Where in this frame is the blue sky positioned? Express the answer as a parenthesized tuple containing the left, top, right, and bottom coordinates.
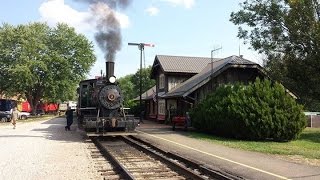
(0, 0, 262, 78)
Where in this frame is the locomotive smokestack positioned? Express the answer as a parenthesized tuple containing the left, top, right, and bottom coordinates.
(106, 61, 114, 79)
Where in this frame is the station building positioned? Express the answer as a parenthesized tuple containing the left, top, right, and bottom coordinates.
(140, 55, 270, 122)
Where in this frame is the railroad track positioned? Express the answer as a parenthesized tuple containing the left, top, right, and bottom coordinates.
(85, 139, 123, 179)
(90, 136, 243, 180)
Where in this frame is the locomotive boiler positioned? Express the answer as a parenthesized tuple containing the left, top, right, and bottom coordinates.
(77, 61, 139, 134)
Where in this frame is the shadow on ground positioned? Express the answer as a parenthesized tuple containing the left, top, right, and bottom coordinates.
(136, 120, 194, 136)
(31, 117, 87, 143)
(0, 135, 43, 138)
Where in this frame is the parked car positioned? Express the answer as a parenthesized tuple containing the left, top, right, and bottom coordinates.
(18, 111, 31, 120)
(0, 112, 11, 123)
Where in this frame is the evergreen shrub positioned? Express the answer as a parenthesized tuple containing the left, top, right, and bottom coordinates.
(190, 78, 306, 141)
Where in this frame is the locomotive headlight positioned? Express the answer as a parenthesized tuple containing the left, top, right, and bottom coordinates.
(109, 76, 116, 83)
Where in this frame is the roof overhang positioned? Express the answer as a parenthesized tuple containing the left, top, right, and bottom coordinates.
(181, 64, 264, 98)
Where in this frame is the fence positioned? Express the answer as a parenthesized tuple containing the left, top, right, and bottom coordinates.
(305, 112, 320, 128)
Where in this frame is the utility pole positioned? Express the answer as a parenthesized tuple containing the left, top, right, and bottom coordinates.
(128, 43, 155, 123)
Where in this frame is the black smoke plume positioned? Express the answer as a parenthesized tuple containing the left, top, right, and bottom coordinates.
(75, 0, 131, 62)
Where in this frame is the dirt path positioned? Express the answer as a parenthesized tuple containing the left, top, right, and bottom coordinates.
(0, 117, 100, 180)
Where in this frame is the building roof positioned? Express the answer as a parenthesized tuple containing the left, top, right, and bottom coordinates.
(163, 55, 263, 98)
(134, 85, 156, 101)
(151, 55, 220, 78)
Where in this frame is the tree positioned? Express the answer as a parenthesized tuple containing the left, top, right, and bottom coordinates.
(230, 0, 320, 110)
(0, 22, 96, 114)
(118, 66, 155, 115)
(130, 65, 155, 97)
(118, 74, 134, 107)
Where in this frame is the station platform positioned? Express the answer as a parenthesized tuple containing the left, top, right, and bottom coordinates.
(135, 120, 320, 180)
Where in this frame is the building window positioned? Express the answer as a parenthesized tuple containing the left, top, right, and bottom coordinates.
(159, 74, 165, 89)
(168, 77, 185, 91)
(158, 99, 165, 115)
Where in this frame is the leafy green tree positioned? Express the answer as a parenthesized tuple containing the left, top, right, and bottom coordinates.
(118, 66, 155, 115)
(0, 22, 96, 114)
(118, 74, 134, 107)
(131, 66, 156, 114)
(130, 66, 155, 97)
(230, 0, 320, 110)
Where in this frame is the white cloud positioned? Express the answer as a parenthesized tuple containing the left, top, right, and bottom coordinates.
(39, 0, 92, 32)
(145, 6, 160, 16)
(162, 0, 195, 9)
(115, 12, 130, 28)
(38, 0, 130, 33)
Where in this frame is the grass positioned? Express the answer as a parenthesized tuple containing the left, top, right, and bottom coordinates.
(188, 128, 320, 160)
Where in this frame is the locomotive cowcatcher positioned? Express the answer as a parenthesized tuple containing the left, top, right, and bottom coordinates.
(77, 61, 139, 134)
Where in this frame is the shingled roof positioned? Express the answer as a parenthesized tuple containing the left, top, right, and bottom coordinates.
(151, 55, 220, 78)
(163, 55, 263, 98)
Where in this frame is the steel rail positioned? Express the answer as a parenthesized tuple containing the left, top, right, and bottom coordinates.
(121, 135, 207, 180)
(91, 137, 135, 180)
(128, 135, 243, 180)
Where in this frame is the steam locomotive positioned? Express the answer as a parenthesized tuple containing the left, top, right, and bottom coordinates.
(77, 61, 139, 134)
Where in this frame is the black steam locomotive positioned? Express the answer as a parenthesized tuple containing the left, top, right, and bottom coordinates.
(77, 61, 139, 134)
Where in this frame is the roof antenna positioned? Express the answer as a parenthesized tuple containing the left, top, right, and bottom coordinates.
(211, 45, 222, 74)
(210, 45, 222, 90)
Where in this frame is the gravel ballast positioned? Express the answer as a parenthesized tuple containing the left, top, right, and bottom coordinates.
(0, 117, 101, 180)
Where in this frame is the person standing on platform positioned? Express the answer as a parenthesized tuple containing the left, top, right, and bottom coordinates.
(65, 106, 73, 131)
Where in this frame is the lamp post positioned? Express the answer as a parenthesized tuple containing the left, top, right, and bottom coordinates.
(128, 43, 154, 123)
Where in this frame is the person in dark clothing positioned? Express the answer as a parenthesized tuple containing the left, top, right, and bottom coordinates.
(65, 106, 73, 131)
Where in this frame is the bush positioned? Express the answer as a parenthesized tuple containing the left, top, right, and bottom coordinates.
(125, 99, 140, 116)
(190, 78, 306, 141)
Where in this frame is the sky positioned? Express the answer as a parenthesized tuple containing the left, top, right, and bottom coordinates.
(0, 0, 262, 79)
